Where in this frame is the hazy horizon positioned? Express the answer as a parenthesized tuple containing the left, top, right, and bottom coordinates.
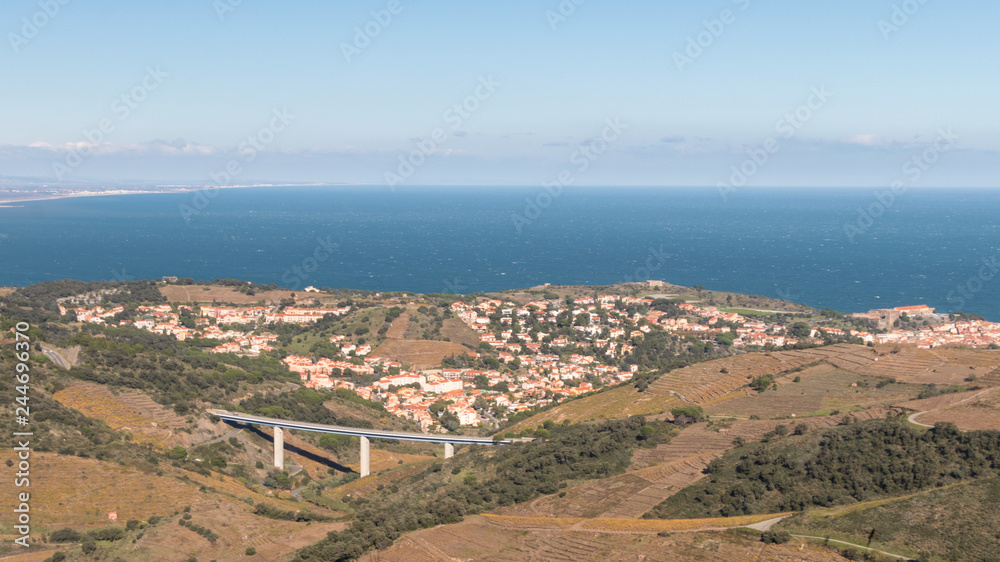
(2, 0, 998, 188)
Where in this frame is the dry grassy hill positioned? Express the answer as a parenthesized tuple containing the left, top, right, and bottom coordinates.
(360, 514, 843, 562)
(0, 450, 348, 561)
(52, 384, 189, 449)
(372, 305, 474, 368)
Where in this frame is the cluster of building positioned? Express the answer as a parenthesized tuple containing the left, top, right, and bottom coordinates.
(60, 292, 1000, 433)
(846, 305, 1000, 347)
(58, 302, 350, 356)
(280, 343, 637, 431)
(873, 319, 1000, 348)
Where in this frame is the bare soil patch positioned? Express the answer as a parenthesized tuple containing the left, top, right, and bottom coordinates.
(160, 285, 302, 305)
(361, 514, 843, 561)
(372, 338, 470, 370)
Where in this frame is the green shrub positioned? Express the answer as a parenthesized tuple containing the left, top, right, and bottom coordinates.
(761, 529, 790, 544)
(49, 528, 81, 543)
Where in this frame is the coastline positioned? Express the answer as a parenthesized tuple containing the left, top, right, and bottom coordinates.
(0, 183, 332, 205)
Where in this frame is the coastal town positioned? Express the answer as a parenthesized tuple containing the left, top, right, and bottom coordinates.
(57, 288, 1000, 434)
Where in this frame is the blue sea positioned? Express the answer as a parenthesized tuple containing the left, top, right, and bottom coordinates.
(1, 186, 998, 318)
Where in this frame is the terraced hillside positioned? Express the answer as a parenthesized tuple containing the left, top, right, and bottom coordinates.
(361, 514, 845, 562)
(53, 384, 187, 448)
(903, 386, 1000, 430)
(501, 409, 896, 521)
(857, 346, 1000, 385)
(703, 363, 921, 419)
(505, 384, 684, 434)
(644, 344, 878, 405)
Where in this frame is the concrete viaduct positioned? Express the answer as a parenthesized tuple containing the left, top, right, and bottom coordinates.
(208, 409, 511, 477)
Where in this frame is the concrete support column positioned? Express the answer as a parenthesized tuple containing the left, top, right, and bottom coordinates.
(273, 427, 284, 470)
(444, 442, 454, 459)
(360, 436, 370, 478)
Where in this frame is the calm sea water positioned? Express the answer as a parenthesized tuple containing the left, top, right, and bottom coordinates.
(1, 186, 998, 318)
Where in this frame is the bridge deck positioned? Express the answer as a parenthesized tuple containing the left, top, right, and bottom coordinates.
(207, 409, 510, 445)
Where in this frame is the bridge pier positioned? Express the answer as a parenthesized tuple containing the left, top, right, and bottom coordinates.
(444, 442, 454, 459)
(360, 436, 370, 478)
(273, 427, 284, 470)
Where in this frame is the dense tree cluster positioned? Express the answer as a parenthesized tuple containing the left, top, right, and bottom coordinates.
(649, 419, 1000, 519)
(239, 389, 373, 429)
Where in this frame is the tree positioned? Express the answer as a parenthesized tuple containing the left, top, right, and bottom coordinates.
(429, 400, 454, 415)
(670, 406, 705, 422)
(761, 529, 790, 544)
(789, 322, 812, 338)
(49, 528, 81, 543)
(246, 546, 257, 555)
(167, 446, 187, 461)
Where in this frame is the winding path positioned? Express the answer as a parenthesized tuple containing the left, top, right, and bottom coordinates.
(907, 387, 995, 428)
(790, 534, 911, 560)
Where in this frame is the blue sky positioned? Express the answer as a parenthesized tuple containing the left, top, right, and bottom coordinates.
(1, 0, 997, 186)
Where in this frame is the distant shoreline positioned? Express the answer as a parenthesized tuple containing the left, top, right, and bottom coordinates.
(0, 184, 273, 205)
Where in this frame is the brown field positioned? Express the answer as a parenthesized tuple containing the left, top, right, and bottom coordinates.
(0, 453, 209, 531)
(53, 384, 187, 448)
(902, 386, 1000, 430)
(484, 512, 791, 532)
(510, 344, 996, 438)
(361, 514, 843, 562)
(856, 346, 1000, 386)
(136, 502, 345, 562)
(505, 384, 684, 435)
(644, 346, 869, 405)
(371, 305, 474, 368)
(704, 364, 921, 419)
(160, 285, 303, 305)
(372, 338, 470, 370)
(440, 316, 480, 347)
(0, 286, 17, 297)
(0, 451, 346, 561)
